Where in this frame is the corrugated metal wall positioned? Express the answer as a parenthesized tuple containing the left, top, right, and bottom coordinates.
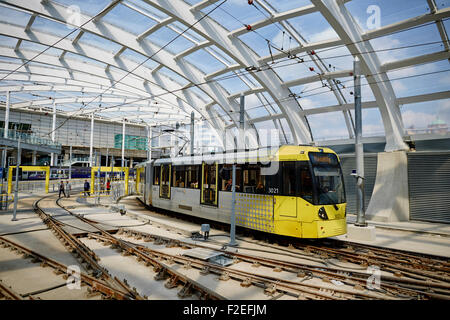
(339, 154, 378, 214)
(408, 152, 450, 223)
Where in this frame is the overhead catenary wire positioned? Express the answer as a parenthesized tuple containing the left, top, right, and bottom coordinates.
(0, 0, 124, 82)
(39, 0, 229, 138)
(2, 38, 447, 138)
(189, 67, 450, 125)
(0, 5, 447, 133)
(75, 39, 449, 120)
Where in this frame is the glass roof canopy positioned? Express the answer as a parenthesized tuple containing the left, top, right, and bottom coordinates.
(0, 0, 448, 152)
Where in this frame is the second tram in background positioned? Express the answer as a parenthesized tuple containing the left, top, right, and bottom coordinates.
(137, 145, 347, 239)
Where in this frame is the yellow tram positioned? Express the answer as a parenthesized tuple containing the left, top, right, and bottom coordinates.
(138, 145, 347, 238)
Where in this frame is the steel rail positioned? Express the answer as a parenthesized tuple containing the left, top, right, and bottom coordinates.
(0, 236, 134, 300)
(33, 196, 144, 300)
(116, 229, 450, 300)
(0, 278, 23, 300)
(118, 228, 450, 293)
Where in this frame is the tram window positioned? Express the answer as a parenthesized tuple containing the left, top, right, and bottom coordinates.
(282, 162, 296, 196)
(219, 164, 242, 192)
(186, 165, 199, 189)
(160, 165, 171, 199)
(243, 165, 263, 194)
(172, 166, 185, 188)
(161, 165, 169, 185)
(262, 162, 281, 195)
(153, 167, 160, 185)
(202, 163, 217, 205)
(298, 163, 313, 203)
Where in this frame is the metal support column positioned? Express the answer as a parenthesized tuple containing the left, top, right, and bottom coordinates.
(229, 163, 238, 247)
(51, 99, 56, 166)
(239, 94, 245, 151)
(147, 125, 152, 160)
(190, 112, 195, 155)
(32, 150, 37, 166)
(12, 137, 21, 221)
(90, 113, 94, 167)
(122, 119, 125, 169)
(1, 91, 10, 210)
(69, 145, 72, 180)
(354, 58, 367, 227)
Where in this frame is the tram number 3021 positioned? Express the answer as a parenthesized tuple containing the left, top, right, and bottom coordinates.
(268, 187, 279, 194)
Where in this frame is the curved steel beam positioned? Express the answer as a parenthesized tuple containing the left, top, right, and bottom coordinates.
(311, 0, 409, 152)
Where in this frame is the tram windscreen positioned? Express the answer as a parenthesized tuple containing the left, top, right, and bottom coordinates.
(309, 153, 346, 205)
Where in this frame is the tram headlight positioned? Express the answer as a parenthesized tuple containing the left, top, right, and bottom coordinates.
(318, 207, 328, 220)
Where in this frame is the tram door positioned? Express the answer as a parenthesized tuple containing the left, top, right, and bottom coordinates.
(275, 162, 297, 218)
(160, 164, 171, 199)
(201, 162, 218, 206)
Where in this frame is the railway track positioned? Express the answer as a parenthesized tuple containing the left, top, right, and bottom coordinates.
(33, 196, 143, 300)
(58, 196, 450, 299)
(11, 194, 446, 300)
(118, 196, 450, 300)
(0, 236, 132, 300)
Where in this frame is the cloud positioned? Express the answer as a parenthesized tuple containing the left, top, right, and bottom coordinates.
(309, 28, 339, 43)
(402, 110, 437, 129)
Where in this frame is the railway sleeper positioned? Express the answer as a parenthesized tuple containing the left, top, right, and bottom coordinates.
(219, 272, 230, 281)
(154, 268, 169, 281)
(240, 278, 252, 288)
(200, 266, 210, 275)
(165, 276, 179, 289)
(264, 283, 277, 296)
(177, 283, 193, 299)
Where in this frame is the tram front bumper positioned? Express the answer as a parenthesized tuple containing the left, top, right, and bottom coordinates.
(316, 218, 347, 238)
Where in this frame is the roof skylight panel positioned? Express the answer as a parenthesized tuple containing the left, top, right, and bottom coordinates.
(212, 71, 251, 95)
(238, 23, 285, 58)
(51, 0, 112, 17)
(0, 35, 18, 48)
(0, 5, 32, 27)
(400, 99, 450, 133)
(144, 26, 194, 55)
(101, 3, 158, 36)
(387, 60, 450, 98)
(158, 67, 190, 86)
(184, 49, 226, 74)
(125, 0, 169, 20)
(345, 0, 431, 32)
(286, 12, 338, 44)
(307, 112, 349, 141)
(77, 31, 122, 54)
(290, 80, 340, 110)
(348, 108, 385, 137)
(31, 16, 74, 39)
(370, 24, 445, 65)
(267, 0, 312, 13)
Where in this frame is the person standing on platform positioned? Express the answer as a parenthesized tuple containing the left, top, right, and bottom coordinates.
(65, 181, 71, 198)
(84, 180, 90, 197)
(106, 179, 111, 195)
(58, 181, 66, 198)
